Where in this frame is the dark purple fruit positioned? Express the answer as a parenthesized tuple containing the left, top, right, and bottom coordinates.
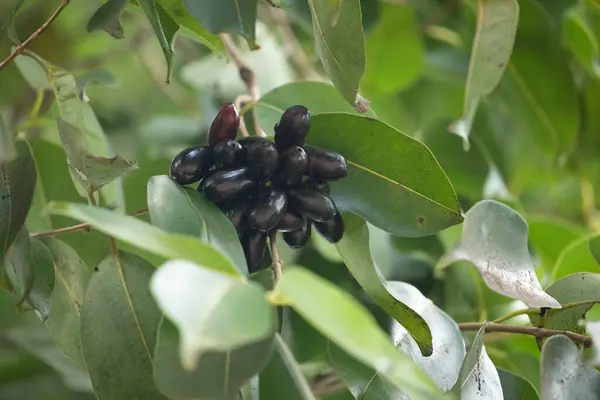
(274, 105, 310, 151)
(275, 146, 307, 187)
(241, 229, 267, 273)
(170, 146, 214, 185)
(313, 212, 344, 243)
(302, 178, 330, 195)
(275, 212, 305, 232)
(213, 140, 244, 170)
(246, 140, 279, 179)
(304, 145, 348, 181)
(287, 188, 336, 222)
(220, 200, 250, 233)
(282, 221, 311, 249)
(202, 167, 256, 203)
(246, 190, 287, 231)
(208, 103, 240, 147)
(237, 136, 270, 149)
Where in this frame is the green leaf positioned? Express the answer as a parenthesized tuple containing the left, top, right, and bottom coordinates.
(440, 200, 561, 308)
(75, 68, 119, 98)
(527, 215, 585, 272)
(80, 250, 166, 400)
(139, 0, 180, 83)
(307, 0, 367, 108)
(388, 281, 465, 391)
(183, 0, 258, 49)
(530, 272, 600, 332)
(42, 237, 91, 364)
(7, 229, 54, 317)
(154, 318, 274, 399)
(47, 202, 241, 277)
(149, 259, 275, 370)
(259, 334, 315, 400)
(497, 369, 539, 400)
(307, 114, 462, 237)
(87, 0, 128, 39)
(586, 321, 600, 366)
(336, 213, 433, 356)
(562, 8, 600, 77)
(361, 3, 424, 96)
(147, 175, 247, 276)
(591, 236, 600, 267)
(157, 0, 224, 55)
(328, 341, 405, 399)
(275, 267, 443, 399)
(540, 335, 600, 399)
(0, 114, 16, 163)
(449, 0, 518, 147)
(2, 0, 37, 44)
(552, 234, 600, 281)
(1, 141, 37, 267)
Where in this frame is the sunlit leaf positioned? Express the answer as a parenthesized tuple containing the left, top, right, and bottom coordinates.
(440, 200, 561, 308)
(87, 0, 128, 39)
(527, 215, 585, 272)
(551, 234, 600, 280)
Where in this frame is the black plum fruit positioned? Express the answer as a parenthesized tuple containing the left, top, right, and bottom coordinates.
(168, 104, 349, 273)
(169, 146, 214, 185)
(287, 188, 337, 222)
(202, 167, 255, 203)
(304, 145, 348, 181)
(313, 212, 344, 243)
(246, 190, 287, 231)
(246, 140, 279, 179)
(213, 140, 244, 170)
(274, 105, 310, 151)
(241, 229, 267, 273)
(208, 103, 240, 147)
(283, 220, 311, 249)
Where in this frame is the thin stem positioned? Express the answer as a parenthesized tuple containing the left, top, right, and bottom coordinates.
(458, 322, 593, 348)
(30, 208, 149, 238)
(493, 299, 600, 324)
(0, 0, 70, 72)
(269, 231, 283, 285)
(233, 94, 253, 137)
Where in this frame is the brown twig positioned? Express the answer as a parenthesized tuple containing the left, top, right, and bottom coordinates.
(30, 208, 149, 238)
(220, 33, 264, 137)
(458, 322, 593, 348)
(269, 231, 283, 284)
(233, 94, 253, 137)
(0, 0, 70, 73)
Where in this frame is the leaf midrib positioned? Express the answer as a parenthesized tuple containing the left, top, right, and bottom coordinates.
(307, 0, 345, 75)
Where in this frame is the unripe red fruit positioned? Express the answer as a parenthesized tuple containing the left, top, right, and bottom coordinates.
(208, 103, 240, 147)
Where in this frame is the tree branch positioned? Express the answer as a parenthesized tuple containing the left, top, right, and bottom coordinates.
(30, 208, 149, 238)
(458, 322, 593, 348)
(493, 299, 600, 324)
(0, 0, 70, 73)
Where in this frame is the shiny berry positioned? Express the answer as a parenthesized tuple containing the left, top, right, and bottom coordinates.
(282, 221, 311, 249)
(202, 167, 256, 203)
(275, 212, 305, 232)
(169, 146, 214, 185)
(313, 212, 344, 243)
(275, 146, 307, 187)
(246, 190, 287, 232)
(246, 140, 279, 179)
(213, 140, 244, 170)
(304, 145, 348, 181)
(241, 229, 267, 273)
(220, 200, 250, 233)
(287, 188, 336, 222)
(208, 103, 240, 147)
(302, 178, 330, 195)
(274, 105, 310, 151)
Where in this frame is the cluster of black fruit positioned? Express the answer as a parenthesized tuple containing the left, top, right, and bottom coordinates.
(169, 103, 348, 273)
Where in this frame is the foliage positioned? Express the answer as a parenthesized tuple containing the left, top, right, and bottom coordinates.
(1, 0, 600, 399)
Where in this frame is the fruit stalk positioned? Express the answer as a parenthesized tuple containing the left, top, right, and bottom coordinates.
(269, 230, 283, 284)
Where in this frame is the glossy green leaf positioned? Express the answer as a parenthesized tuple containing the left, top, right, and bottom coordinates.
(1, 141, 36, 265)
(541, 335, 600, 399)
(328, 341, 405, 399)
(139, 0, 180, 83)
(362, 3, 423, 96)
(307, 0, 367, 108)
(260, 334, 315, 400)
(2, 0, 35, 44)
(336, 213, 433, 356)
(440, 200, 561, 308)
(154, 318, 274, 399)
(7, 229, 54, 317)
(449, 0, 518, 146)
(551, 234, 600, 280)
(47, 201, 240, 276)
(276, 267, 442, 399)
(307, 113, 462, 237)
(497, 369, 539, 400)
(183, 0, 258, 49)
(147, 175, 247, 276)
(75, 68, 119, 98)
(591, 236, 600, 266)
(0, 114, 15, 163)
(157, 0, 223, 54)
(149, 259, 275, 370)
(562, 8, 600, 77)
(42, 237, 91, 364)
(530, 273, 600, 332)
(527, 216, 585, 272)
(80, 251, 166, 400)
(87, 0, 128, 39)
(255, 82, 377, 134)
(388, 281, 465, 391)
